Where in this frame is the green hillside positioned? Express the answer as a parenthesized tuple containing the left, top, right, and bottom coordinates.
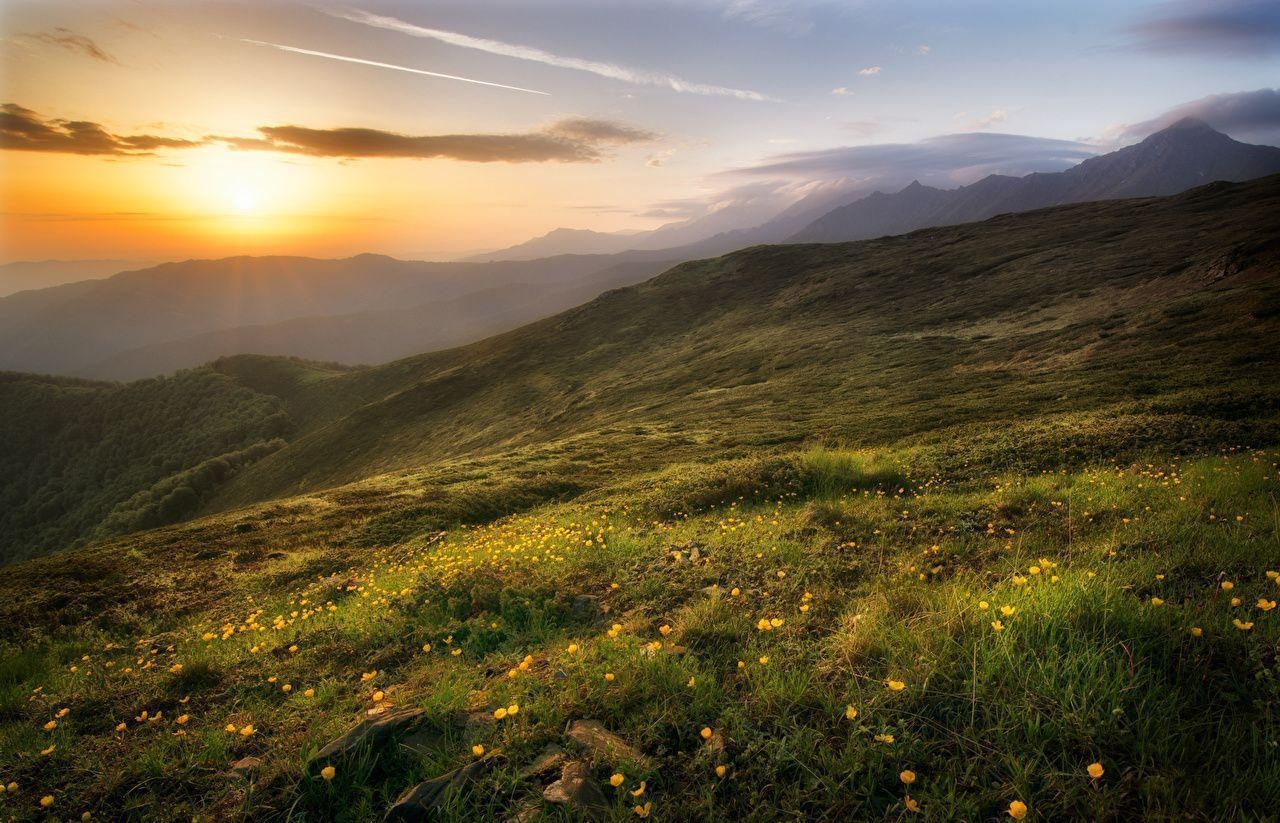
(207, 175, 1280, 508)
(0, 178, 1278, 821)
(0, 370, 291, 563)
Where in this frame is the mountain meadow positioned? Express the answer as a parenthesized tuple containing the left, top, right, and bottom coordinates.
(1, 175, 1278, 820)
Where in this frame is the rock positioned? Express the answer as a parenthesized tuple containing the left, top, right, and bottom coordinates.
(229, 756, 262, 776)
(503, 799, 542, 823)
(309, 708, 425, 769)
(573, 595, 601, 616)
(384, 753, 502, 822)
(566, 720, 654, 771)
(542, 761, 610, 822)
(519, 743, 567, 781)
(399, 726, 450, 757)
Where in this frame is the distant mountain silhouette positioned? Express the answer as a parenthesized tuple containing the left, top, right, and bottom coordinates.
(0, 259, 142, 297)
(791, 119, 1280, 243)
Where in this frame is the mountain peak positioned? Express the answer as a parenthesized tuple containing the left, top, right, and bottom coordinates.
(1142, 117, 1224, 144)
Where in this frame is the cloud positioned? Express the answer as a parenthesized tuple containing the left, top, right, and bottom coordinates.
(221, 118, 657, 162)
(20, 28, 119, 63)
(956, 108, 1009, 130)
(1128, 0, 1280, 56)
(330, 9, 774, 101)
(722, 132, 1096, 187)
(1, 104, 658, 163)
(0, 104, 204, 155)
(240, 39, 550, 95)
(1113, 88, 1280, 144)
(830, 87, 853, 96)
(917, 44, 931, 55)
(858, 66, 882, 76)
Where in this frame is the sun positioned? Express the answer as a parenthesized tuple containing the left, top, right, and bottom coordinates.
(233, 185, 259, 213)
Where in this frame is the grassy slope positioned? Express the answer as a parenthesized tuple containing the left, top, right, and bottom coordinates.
(0, 178, 1278, 820)
(208, 176, 1280, 508)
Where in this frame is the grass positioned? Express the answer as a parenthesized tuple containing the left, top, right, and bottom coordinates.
(1, 441, 1277, 821)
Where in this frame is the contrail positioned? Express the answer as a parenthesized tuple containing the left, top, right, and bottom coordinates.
(329, 8, 774, 102)
(239, 38, 551, 95)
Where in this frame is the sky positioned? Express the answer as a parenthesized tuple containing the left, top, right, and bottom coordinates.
(1, 0, 1278, 263)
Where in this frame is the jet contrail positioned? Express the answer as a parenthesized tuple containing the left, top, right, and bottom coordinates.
(329, 9, 774, 102)
(239, 38, 551, 95)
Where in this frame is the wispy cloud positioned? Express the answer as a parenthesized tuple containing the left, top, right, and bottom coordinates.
(858, 65, 882, 76)
(330, 8, 775, 101)
(719, 0, 814, 35)
(16, 28, 119, 63)
(239, 39, 550, 95)
(1127, 0, 1280, 56)
(830, 87, 853, 96)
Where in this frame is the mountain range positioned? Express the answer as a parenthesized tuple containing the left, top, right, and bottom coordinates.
(1, 120, 1277, 383)
(4, 173, 1277, 563)
(790, 118, 1280, 243)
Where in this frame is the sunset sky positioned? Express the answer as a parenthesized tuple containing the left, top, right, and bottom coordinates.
(2, 0, 1278, 263)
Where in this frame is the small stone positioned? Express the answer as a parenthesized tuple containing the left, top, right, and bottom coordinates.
(542, 761, 609, 822)
(384, 753, 502, 822)
(566, 720, 654, 771)
(308, 708, 425, 769)
(519, 743, 567, 781)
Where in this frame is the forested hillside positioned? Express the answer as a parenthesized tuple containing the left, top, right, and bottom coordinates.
(0, 370, 291, 562)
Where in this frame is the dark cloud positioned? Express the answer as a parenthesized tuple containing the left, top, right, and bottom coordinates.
(724, 132, 1095, 187)
(224, 118, 656, 162)
(1128, 0, 1280, 56)
(24, 28, 119, 63)
(0, 104, 204, 155)
(1, 106, 657, 163)
(1119, 88, 1280, 144)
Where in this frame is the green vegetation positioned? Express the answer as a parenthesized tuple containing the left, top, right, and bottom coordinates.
(0, 370, 290, 562)
(0, 177, 1278, 820)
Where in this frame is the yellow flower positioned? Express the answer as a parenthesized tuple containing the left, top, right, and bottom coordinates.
(904, 795, 921, 813)
(715, 765, 727, 778)
(372, 690, 385, 702)
(1221, 581, 1234, 592)
(1008, 800, 1028, 819)
(874, 733, 895, 744)
(451, 648, 462, 657)
(239, 724, 255, 736)
(1233, 619, 1254, 631)
(115, 722, 127, 732)
(991, 620, 1005, 632)
(886, 680, 906, 692)
(41, 795, 54, 808)
(361, 671, 378, 682)
(43, 720, 57, 731)
(225, 723, 237, 733)
(700, 727, 713, 740)
(900, 770, 916, 785)
(472, 744, 485, 756)
(605, 673, 615, 682)
(493, 708, 508, 720)
(1087, 762, 1104, 779)
(422, 643, 432, 652)
(175, 714, 189, 725)
(1257, 599, 1277, 612)
(610, 773, 625, 787)
(730, 588, 741, 596)
(978, 601, 989, 611)
(659, 625, 672, 636)
(759, 656, 769, 665)
(630, 780, 647, 797)
(567, 643, 580, 654)
(1000, 605, 1016, 617)
(507, 704, 519, 716)
(1150, 597, 1164, 607)
(282, 684, 293, 693)
(320, 765, 336, 781)
(633, 802, 651, 818)
(41, 744, 55, 756)
(845, 705, 858, 720)
(56, 708, 69, 718)
(1231, 597, 1241, 607)
(1190, 626, 1203, 637)
(304, 688, 315, 698)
